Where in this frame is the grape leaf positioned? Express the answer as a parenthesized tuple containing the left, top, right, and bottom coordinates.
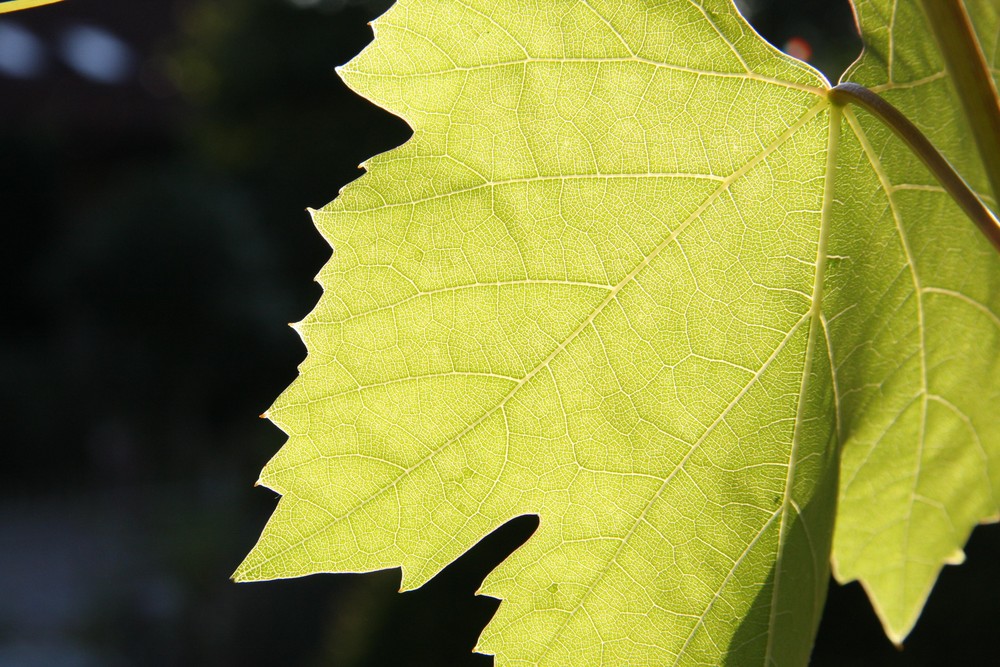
(234, 0, 999, 663)
(827, 0, 1000, 644)
(0, 0, 64, 14)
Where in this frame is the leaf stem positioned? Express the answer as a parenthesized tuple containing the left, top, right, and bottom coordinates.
(918, 0, 1000, 207)
(829, 82, 1000, 254)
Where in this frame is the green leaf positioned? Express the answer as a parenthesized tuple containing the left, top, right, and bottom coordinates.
(829, 0, 1000, 644)
(235, 1, 999, 663)
(0, 0, 63, 14)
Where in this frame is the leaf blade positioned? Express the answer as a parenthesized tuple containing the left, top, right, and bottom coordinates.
(238, 0, 1000, 661)
(830, 0, 1000, 643)
(237, 1, 841, 664)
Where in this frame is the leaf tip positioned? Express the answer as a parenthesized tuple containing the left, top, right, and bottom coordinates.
(471, 641, 494, 661)
(943, 548, 966, 566)
(394, 566, 411, 593)
(231, 558, 254, 583)
(289, 321, 306, 344)
(879, 605, 913, 649)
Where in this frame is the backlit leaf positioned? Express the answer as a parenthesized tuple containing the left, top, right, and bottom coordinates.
(236, 1, 999, 663)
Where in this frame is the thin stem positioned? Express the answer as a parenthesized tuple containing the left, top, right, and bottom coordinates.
(918, 0, 1000, 207)
(829, 82, 1000, 254)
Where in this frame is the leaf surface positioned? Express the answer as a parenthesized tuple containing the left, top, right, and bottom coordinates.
(236, 0, 1000, 663)
(829, 0, 1000, 644)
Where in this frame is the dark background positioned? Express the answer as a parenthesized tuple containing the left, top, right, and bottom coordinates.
(1, 0, 996, 665)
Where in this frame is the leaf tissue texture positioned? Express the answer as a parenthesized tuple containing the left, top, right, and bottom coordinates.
(828, 0, 1000, 644)
(236, 1, 999, 664)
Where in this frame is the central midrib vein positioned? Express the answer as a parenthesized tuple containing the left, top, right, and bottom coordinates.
(762, 101, 841, 666)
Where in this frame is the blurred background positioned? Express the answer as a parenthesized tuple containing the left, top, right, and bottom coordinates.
(0, 0, 996, 665)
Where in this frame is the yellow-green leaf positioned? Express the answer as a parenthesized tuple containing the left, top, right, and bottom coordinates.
(828, 0, 1000, 644)
(237, 1, 1000, 663)
(0, 0, 63, 15)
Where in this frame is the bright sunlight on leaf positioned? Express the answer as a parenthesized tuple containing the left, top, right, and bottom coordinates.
(827, 0, 1000, 645)
(236, 1, 1000, 664)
